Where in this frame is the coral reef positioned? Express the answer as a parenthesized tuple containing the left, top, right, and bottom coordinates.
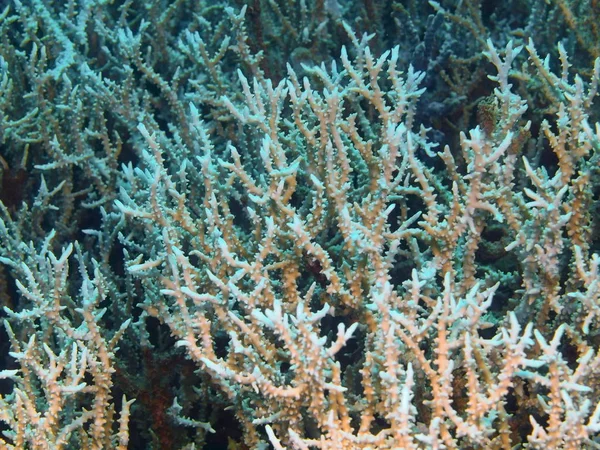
(0, 1, 599, 448)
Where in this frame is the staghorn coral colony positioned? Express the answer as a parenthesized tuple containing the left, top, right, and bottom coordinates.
(0, 0, 600, 448)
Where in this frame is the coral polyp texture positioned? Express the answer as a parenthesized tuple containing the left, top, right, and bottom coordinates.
(0, 1, 599, 449)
